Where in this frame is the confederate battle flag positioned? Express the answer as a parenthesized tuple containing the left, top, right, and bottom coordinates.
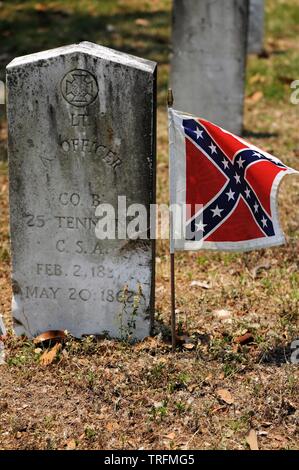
(168, 108, 298, 252)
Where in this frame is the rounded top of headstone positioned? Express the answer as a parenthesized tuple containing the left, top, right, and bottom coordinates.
(6, 41, 157, 74)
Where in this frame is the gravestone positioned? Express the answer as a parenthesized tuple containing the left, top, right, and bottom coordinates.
(171, 0, 249, 135)
(248, 0, 265, 54)
(0, 80, 4, 104)
(6, 42, 156, 339)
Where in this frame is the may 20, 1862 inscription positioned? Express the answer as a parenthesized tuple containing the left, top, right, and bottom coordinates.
(6, 42, 157, 339)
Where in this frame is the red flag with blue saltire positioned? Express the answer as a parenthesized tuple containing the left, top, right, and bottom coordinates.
(168, 108, 298, 252)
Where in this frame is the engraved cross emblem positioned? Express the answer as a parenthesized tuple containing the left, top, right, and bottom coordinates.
(61, 69, 98, 107)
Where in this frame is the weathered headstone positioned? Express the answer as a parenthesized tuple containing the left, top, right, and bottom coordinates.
(0, 80, 5, 104)
(171, 0, 249, 135)
(248, 0, 265, 55)
(7, 42, 156, 339)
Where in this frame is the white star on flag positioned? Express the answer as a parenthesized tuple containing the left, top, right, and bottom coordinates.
(234, 173, 241, 184)
(226, 188, 235, 201)
(222, 159, 229, 169)
(211, 205, 223, 217)
(194, 128, 204, 140)
(195, 221, 207, 232)
(252, 152, 262, 158)
(261, 217, 267, 227)
(245, 188, 251, 199)
(209, 142, 217, 154)
(254, 203, 259, 213)
(237, 156, 245, 168)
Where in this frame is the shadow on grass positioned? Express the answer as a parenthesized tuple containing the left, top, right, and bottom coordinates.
(0, 4, 171, 159)
(259, 340, 298, 365)
(0, 7, 170, 79)
(242, 130, 279, 139)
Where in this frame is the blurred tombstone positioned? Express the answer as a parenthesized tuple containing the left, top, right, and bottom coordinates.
(248, 0, 265, 55)
(6, 42, 156, 340)
(0, 80, 4, 104)
(171, 0, 249, 135)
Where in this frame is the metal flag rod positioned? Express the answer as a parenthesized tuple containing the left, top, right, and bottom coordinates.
(167, 88, 176, 352)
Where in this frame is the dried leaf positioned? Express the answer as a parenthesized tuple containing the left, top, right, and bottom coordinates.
(135, 18, 150, 27)
(34, 330, 66, 344)
(66, 438, 76, 450)
(216, 388, 234, 405)
(183, 343, 195, 350)
(190, 280, 211, 289)
(34, 3, 48, 12)
(251, 262, 271, 279)
(106, 421, 120, 432)
(234, 332, 254, 345)
(246, 91, 263, 105)
(213, 309, 232, 320)
(40, 343, 61, 365)
(246, 429, 259, 450)
(164, 432, 176, 440)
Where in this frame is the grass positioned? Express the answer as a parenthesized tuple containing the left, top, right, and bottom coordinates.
(0, 0, 299, 451)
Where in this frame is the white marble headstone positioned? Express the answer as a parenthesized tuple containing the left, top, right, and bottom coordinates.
(7, 42, 156, 339)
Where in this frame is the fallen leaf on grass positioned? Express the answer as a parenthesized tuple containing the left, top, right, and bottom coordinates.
(66, 438, 76, 450)
(106, 421, 120, 432)
(246, 91, 263, 105)
(183, 343, 195, 350)
(34, 3, 48, 12)
(234, 332, 254, 345)
(251, 262, 271, 279)
(216, 389, 234, 405)
(246, 429, 259, 450)
(34, 330, 66, 345)
(190, 280, 211, 289)
(213, 309, 232, 320)
(164, 432, 176, 440)
(40, 343, 61, 365)
(135, 18, 150, 27)
(211, 405, 227, 414)
(134, 336, 159, 351)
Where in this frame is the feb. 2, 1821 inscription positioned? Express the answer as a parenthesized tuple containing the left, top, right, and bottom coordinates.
(6, 42, 157, 339)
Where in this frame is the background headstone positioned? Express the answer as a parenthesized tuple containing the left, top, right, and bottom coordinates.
(171, 0, 249, 135)
(0, 80, 4, 105)
(248, 0, 265, 55)
(7, 42, 156, 339)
